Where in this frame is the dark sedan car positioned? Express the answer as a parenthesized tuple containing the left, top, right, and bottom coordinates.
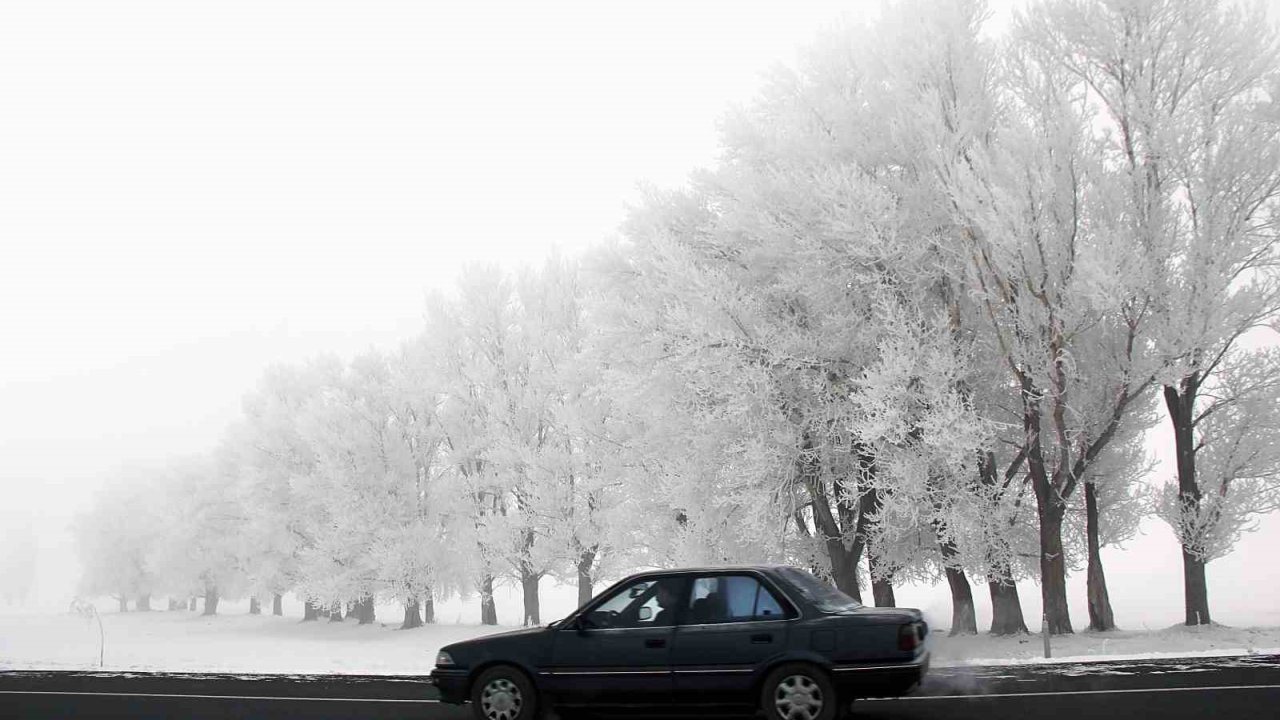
(431, 565, 928, 720)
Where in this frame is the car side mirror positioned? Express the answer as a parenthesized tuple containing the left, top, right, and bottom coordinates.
(638, 606, 652, 621)
(572, 615, 589, 635)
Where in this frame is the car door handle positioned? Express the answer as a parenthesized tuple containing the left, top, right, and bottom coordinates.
(751, 633, 773, 644)
(645, 638, 666, 649)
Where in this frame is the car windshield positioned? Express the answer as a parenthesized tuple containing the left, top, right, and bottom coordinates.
(776, 567, 863, 613)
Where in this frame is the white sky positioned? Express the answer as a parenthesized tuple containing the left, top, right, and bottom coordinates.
(1, 0, 897, 512)
(2, 0, 1276, 625)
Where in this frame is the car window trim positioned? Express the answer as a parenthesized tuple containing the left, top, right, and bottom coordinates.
(561, 569, 802, 628)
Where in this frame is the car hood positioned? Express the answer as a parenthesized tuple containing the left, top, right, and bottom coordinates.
(443, 625, 554, 664)
(463, 626, 550, 644)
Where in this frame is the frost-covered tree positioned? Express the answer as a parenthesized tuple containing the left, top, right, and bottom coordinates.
(380, 341, 461, 628)
(424, 266, 568, 626)
(594, 20, 999, 607)
(235, 358, 341, 620)
(1157, 347, 1280, 622)
(513, 256, 644, 608)
(293, 350, 440, 625)
(917, 0, 1165, 634)
(425, 317, 504, 627)
(74, 470, 165, 612)
(151, 455, 249, 616)
(1022, 0, 1280, 627)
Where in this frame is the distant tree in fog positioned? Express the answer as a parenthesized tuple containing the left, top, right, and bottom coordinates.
(149, 456, 250, 616)
(0, 510, 37, 607)
(73, 470, 164, 612)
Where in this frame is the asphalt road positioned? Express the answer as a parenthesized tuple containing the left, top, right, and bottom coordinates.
(2, 653, 1277, 719)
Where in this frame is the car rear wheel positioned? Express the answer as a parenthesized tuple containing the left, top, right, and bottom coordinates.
(471, 665, 538, 720)
(761, 663, 837, 720)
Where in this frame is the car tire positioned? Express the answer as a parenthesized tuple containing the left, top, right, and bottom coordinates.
(760, 663, 838, 720)
(471, 665, 539, 720)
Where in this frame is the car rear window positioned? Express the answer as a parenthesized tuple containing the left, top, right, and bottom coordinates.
(775, 567, 863, 613)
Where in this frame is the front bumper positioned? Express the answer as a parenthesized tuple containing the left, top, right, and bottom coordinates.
(430, 668, 470, 704)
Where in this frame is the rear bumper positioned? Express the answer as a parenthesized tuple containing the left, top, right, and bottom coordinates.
(830, 652, 929, 698)
(430, 668, 470, 704)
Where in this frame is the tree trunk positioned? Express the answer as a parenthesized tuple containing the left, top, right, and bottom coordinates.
(866, 538, 895, 608)
(1085, 480, 1116, 631)
(934, 521, 977, 635)
(792, 508, 826, 577)
(521, 571, 541, 626)
(479, 576, 498, 625)
(864, 508, 895, 607)
(1165, 383, 1212, 626)
(941, 566, 976, 635)
(988, 576, 1029, 634)
(202, 587, 219, 616)
(302, 600, 321, 622)
(423, 589, 435, 624)
(1182, 548, 1211, 625)
(273, 593, 283, 616)
(576, 547, 597, 607)
(402, 599, 423, 629)
(355, 596, 376, 625)
(800, 437, 864, 603)
(167, 597, 179, 611)
(826, 542, 862, 603)
(117, 595, 128, 613)
(577, 567, 593, 607)
(136, 594, 151, 611)
(329, 601, 344, 622)
(249, 597, 262, 615)
(940, 551, 977, 636)
(1037, 508, 1072, 634)
(871, 575, 895, 608)
(1025, 379, 1072, 635)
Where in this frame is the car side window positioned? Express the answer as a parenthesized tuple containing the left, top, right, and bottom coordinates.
(688, 574, 789, 624)
(754, 582, 785, 619)
(584, 577, 683, 629)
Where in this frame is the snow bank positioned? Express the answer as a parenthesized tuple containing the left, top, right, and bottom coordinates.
(0, 610, 503, 675)
(927, 622, 1280, 667)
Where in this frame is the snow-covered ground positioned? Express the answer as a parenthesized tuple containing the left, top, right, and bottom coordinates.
(3, 605, 1277, 675)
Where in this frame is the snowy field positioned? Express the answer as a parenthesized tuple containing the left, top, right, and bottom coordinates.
(3, 603, 1278, 675)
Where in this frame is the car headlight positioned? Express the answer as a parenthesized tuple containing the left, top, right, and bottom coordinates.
(435, 650, 455, 667)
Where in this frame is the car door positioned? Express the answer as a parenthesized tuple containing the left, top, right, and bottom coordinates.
(670, 572, 794, 707)
(547, 575, 687, 707)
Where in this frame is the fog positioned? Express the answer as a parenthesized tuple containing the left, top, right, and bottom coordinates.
(2, 0, 1278, 636)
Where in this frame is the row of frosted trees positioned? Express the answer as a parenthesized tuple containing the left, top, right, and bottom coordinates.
(76, 0, 1280, 634)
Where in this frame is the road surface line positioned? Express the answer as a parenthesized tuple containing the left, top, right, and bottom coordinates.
(867, 683, 1280, 701)
(0, 690, 439, 703)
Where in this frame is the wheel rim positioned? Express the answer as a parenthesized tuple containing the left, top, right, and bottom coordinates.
(480, 677, 523, 720)
(774, 674, 824, 720)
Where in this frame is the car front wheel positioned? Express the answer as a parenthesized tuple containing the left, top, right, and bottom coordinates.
(761, 663, 838, 720)
(471, 665, 538, 720)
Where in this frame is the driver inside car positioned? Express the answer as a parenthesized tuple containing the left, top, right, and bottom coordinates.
(649, 580, 680, 626)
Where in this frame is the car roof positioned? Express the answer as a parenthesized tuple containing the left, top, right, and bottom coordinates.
(623, 564, 795, 578)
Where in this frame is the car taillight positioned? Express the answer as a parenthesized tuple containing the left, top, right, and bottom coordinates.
(898, 623, 920, 651)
